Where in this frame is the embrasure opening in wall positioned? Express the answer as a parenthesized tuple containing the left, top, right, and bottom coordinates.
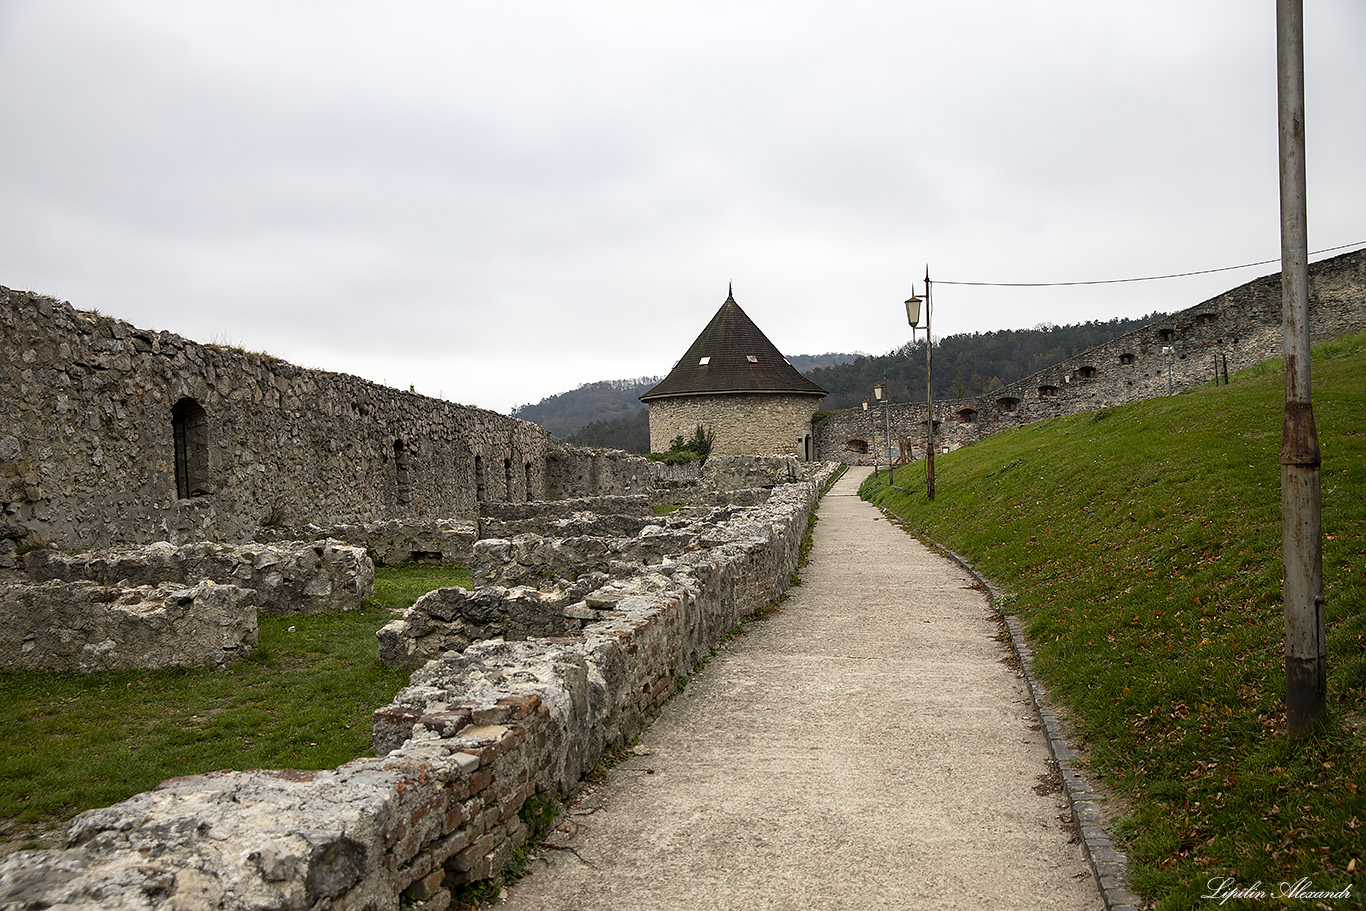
(474, 455, 486, 502)
(504, 458, 513, 502)
(172, 397, 211, 499)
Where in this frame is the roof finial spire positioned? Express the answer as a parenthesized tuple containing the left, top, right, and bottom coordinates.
(727, 281, 734, 302)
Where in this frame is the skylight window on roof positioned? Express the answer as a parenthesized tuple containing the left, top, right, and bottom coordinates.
(698, 357, 710, 365)
(746, 355, 758, 363)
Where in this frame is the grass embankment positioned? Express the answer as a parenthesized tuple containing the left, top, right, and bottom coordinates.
(862, 334, 1365, 908)
(0, 562, 471, 848)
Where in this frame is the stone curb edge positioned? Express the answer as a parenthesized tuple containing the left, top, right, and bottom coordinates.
(879, 506, 1146, 911)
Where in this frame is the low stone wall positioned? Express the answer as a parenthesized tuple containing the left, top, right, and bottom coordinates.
(259, 519, 475, 566)
(477, 512, 658, 541)
(479, 495, 653, 522)
(0, 463, 839, 910)
(470, 529, 699, 591)
(656, 485, 773, 508)
(0, 580, 257, 672)
(385, 503, 763, 668)
(24, 540, 373, 616)
(376, 582, 599, 669)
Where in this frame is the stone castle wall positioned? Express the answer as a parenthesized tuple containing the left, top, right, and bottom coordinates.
(0, 288, 654, 554)
(815, 249, 1366, 464)
(0, 466, 840, 910)
(648, 392, 820, 458)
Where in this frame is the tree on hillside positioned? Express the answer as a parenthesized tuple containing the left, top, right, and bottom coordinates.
(567, 408, 651, 453)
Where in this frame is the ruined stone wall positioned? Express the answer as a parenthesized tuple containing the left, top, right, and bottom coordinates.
(0, 465, 840, 910)
(543, 448, 654, 502)
(815, 249, 1366, 463)
(23, 540, 372, 616)
(647, 392, 821, 457)
(257, 519, 476, 566)
(0, 580, 258, 672)
(0, 288, 652, 555)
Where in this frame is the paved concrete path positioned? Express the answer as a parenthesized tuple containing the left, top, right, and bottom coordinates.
(498, 468, 1102, 911)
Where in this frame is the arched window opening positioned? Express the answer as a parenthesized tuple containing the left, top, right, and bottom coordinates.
(172, 397, 211, 499)
(1077, 365, 1096, 379)
(1160, 328, 1174, 342)
(957, 408, 977, 423)
(845, 439, 869, 454)
(393, 440, 412, 505)
(1197, 312, 1217, 325)
(1039, 385, 1060, 397)
(1119, 353, 1135, 365)
(997, 397, 1020, 413)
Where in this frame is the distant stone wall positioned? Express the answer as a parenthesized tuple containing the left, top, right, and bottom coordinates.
(0, 288, 653, 555)
(543, 448, 654, 501)
(647, 392, 821, 457)
(0, 464, 839, 910)
(815, 249, 1366, 463)
(258, 519, 476, 566)
(0, 580, 257, 672)
(24, 540, 373, 616)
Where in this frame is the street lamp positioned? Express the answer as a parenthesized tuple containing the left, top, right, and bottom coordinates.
(863, 398, 875, 475)
(874, 376, 892, 484)
(905, 271, 935, 500)
(1162, 346, 1175, 395)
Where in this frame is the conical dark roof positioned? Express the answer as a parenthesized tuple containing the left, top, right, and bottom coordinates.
(640, 288, 827, 402)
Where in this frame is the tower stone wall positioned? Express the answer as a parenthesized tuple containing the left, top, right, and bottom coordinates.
(647, 393, 819, 457)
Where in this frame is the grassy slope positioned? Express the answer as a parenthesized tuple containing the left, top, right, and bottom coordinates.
(862, 334, 1365, 908)
(0, 563, 470, 841)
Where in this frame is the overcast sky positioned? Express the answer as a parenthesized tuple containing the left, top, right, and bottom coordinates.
(2, 2, 1362, 414)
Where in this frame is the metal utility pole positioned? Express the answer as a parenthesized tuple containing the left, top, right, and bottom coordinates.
(924, 269, 935, 500)
(1277, 0, 1325, 736)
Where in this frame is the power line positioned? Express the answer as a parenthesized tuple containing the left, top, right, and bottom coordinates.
(934, 240, 1366, 288)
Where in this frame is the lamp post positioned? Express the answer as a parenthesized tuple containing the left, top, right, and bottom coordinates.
(905, 272, 935, 500)
(1162, 346, 1175, 395)
(873, 376, 891, 484)
(863, 399, 875, 475)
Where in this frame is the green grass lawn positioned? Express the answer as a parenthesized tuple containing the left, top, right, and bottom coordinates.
(0, 562, 470, 847)
(862, 333, 1366, 908)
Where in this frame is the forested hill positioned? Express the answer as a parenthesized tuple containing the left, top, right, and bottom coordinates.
(516, 319, 1162, 451)
(510, 378, 660, 440)
(807, 314, 1166, 412)
(513, 352, 866, 442)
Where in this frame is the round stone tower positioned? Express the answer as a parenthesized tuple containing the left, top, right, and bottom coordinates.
(640, 287, 827, 459)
